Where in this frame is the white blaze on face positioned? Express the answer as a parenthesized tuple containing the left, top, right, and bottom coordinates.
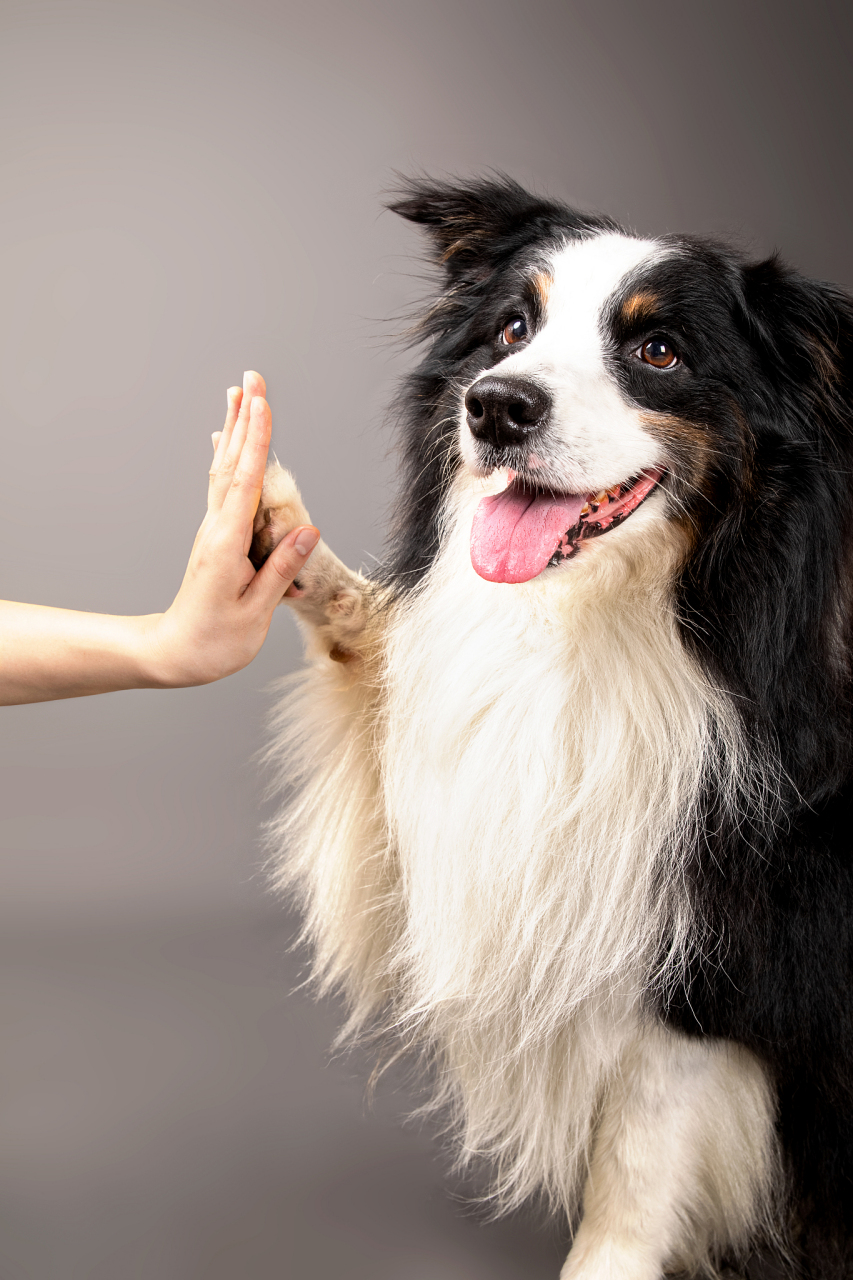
(460, 232, 666, 495)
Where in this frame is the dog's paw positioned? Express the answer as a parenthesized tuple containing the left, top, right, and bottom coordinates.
(249, 461, 311, 571)
(250, 460, 372, 661)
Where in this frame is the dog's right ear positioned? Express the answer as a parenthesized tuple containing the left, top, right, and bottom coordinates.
(387, 175, 591, 285)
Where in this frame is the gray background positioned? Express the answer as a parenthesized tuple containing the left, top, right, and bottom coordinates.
(0, 0, 850, 1276)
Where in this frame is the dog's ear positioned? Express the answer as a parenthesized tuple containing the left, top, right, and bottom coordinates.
(738, 254, 853, 409)
(388, 175, 605, 285)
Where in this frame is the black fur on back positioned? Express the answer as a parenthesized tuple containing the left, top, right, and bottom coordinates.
(384, 177, 853, 1275)
(665, 258, 853, 1277)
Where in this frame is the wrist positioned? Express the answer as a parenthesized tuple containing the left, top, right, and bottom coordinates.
(133, 612, 202, 690)
(136, 608, 249, 689)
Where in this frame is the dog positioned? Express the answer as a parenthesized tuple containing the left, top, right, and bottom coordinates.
(253, 177, 853, 1278)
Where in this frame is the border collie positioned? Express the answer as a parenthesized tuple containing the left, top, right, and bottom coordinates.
(254, 177, 853, 1278)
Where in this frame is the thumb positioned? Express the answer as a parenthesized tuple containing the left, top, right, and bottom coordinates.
(246, 526, 321, 611)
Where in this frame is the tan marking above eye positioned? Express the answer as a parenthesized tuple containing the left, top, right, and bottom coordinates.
(639, 338, 678, 368)
(531, 271, 552, 306)
(621, 292, 658, 324)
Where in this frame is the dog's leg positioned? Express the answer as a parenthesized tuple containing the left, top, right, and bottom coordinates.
(251, 461, 375, 662)
(257, 461, 397, 1021)
(561, 1024, 779, 1280)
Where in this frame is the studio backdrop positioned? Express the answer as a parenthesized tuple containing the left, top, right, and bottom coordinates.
(0, 2, 849, 1277)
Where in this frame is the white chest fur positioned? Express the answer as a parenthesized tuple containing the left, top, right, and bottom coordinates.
(375, 484, 746, 1206)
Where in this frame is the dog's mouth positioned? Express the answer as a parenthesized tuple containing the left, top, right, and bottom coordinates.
(470, 468, 665, 584)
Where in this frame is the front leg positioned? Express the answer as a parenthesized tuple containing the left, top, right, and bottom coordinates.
(251, 461, 375, 663)
(562, 1025, 780, 1280)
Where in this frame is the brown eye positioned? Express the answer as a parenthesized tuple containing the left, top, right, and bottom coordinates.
(638, 337, 678, 369)
(501, 316, 528, 345)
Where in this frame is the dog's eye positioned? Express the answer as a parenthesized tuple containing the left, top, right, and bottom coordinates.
(501, 316, 528, 345)
(636, 337, 679, 369)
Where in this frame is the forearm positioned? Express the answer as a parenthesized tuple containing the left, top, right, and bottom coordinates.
(0, 601, 167, 705)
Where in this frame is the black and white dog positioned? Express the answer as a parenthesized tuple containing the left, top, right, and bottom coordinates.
(254, 178, 853, 1278)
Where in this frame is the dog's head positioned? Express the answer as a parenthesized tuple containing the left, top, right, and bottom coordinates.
(386, 176, 853, 602)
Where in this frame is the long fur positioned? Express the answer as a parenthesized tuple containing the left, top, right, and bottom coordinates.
(378, 488, 752, 1208)
(259, 177, 853, 1277)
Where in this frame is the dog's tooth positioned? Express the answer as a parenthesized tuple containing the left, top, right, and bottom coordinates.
(580, 503, 590, 517)
(607, 485, 621, 499)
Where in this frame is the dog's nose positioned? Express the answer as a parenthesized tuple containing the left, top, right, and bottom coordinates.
(465, 376, 551, 448)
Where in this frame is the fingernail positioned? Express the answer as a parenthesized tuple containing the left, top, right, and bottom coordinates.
(294, 527, 320, 556)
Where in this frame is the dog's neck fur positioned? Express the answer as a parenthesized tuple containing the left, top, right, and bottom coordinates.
(378, 477, 754, 1207)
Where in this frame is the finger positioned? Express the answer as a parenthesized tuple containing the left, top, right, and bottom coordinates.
(208, 387, 242, 504)
(214, 387, 242, 466)
(209, 372, 265, 513)
(244, 525, 320, 612)
(220, 396, 272, 533)
(243, 369, 266, 400)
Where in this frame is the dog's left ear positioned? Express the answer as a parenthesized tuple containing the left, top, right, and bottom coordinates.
(388, 175, 598, 286)
(738, 255, 853, 412)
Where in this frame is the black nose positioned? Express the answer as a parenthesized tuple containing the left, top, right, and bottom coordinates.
(465, 376, 551, 448)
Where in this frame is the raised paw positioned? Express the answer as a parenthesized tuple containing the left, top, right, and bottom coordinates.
(250, 460, 373, 661)
(250, 461, 311, 571)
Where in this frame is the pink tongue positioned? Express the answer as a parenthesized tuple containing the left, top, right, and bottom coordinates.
(471, 485, 586, 583)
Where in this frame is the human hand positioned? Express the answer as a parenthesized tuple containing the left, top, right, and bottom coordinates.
(142, 371, 320, 687)
(0, 370, 315, 704)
